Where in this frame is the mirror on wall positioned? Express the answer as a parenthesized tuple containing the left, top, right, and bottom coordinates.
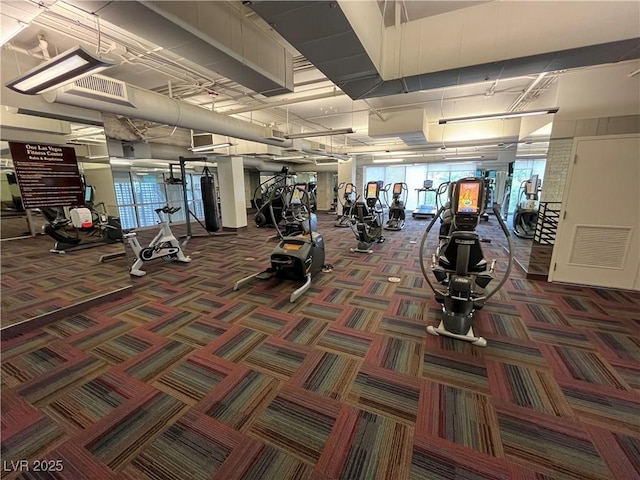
(508, 148, 548, 277)
(0, 113, 131, 331)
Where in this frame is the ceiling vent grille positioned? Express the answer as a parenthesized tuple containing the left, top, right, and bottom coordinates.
(60, 74, 134, 107)
(265, 128, 287, 142)
(569, 225, 632, 269)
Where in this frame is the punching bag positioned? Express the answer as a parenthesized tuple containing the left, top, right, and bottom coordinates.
(201, 166, 220, 232)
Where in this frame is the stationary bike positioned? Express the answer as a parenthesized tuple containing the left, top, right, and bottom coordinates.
(384, 182, 408, 231)
(420, 177, 513, 347)
(350, 181, 385, 253)
(335, 182, 356, 227)
(124, 205, 191, 276)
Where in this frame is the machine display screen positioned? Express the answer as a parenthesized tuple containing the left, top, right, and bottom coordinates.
(291, 184, 305, 204)
(526, 175, 539, 195)
(423, 180, 433, 189)
(393, 183, 402, 195)
(345, 183, 354, 194)
(366, 182, 379, 199)
(456, 182, 481, 214)
(84, 185, 94, 203)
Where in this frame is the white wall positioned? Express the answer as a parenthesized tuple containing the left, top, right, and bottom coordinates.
(81, 164, 119, 217)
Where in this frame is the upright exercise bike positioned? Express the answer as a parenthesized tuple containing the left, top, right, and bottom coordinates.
(350, 181, 385, 253)
(234, 184, 325, 303)
(420, 177, 513, 346)
(124, 205, 191, 276)
(384, 182, 408, 231)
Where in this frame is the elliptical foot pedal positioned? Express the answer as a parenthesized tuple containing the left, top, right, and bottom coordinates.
(256, 269, 276, 280)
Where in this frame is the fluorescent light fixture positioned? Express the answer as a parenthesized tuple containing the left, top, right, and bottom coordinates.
(189, 142, 233, 152)
(5, 45, 115, 95)
(110, 159, 132, 166)
(443, 156, 484, 160)
(284, 128, 354, 139)
(372, 158, 404, 163)
(439, 108, 559, 125)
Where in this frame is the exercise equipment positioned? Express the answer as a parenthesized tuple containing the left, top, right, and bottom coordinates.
(512, 174, 541, 239)
(278, 183, 319, 238)
(384, 182, 407, 231)
(178, 156, 234, 247)
(335, 182, 356, 228)
(201, 166, 220, 232)
(420, 177, 513, 347)
(124, 205, 191, 277)
(42, 206, 123, 253)
(413, 180, 437, 218)
(350, 181, 385, 253)
(328, 175, 339, 215)
(234, 184, 325, 303)
(253, 166, 290, 228)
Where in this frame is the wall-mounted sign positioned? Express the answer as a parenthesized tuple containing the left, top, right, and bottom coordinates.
(8, 142, 84, 208)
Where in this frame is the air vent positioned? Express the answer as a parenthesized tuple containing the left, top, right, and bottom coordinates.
(569, 225, 632, 269)
(265, 128, 286, 142)
(59, 74, 134, 107)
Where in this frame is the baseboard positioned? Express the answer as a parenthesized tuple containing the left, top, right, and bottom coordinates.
(0, 286, 133, 340)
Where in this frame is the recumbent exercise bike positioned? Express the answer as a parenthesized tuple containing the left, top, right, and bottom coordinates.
(419, 177, 513, 347)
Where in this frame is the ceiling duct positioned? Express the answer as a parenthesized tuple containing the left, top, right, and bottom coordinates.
(250, 1, 640, 99)
(44, 75, 294, 149)
(368, 109, 428, 146)
(68, 0, 294, 96)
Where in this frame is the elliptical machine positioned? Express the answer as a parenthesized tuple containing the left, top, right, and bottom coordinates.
(384, 183, 408, 231)
(350, 181, 385, 253)
(234, 184, 325, 303)
(254, 167, 290, 228)
(335, 182, 356, 227)
(124, 205, 191, 276)
(420, 177, 513, 347)
(512, 174, 541, 239)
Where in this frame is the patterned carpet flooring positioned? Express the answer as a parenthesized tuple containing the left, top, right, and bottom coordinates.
(1, 213, 639, 480)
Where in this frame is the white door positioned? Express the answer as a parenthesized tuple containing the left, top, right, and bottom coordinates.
(550, 135, 640, 290)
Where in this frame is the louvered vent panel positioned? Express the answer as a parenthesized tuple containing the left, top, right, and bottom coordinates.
(74, 76, 126, 98)
(568, 225, 631, 269)
(60, 74, 134, 107)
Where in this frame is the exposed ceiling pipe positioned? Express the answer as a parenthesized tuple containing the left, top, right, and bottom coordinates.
(4, 43, 47, 61)
(507, 72, 547, 112)
(221, 88, 346, 116)
(43, 78, 294, 148)
(242, 157, 285, 172)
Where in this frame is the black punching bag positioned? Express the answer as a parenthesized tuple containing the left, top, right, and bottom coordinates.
(201, 166, 220, 232)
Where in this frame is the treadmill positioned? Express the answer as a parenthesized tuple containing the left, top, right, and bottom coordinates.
(412, 180, 437, 218)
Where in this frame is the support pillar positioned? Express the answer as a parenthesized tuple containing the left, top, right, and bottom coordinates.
(218, 156, 247, 229)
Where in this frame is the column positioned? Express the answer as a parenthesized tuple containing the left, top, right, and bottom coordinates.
(217, 156, 247, 229)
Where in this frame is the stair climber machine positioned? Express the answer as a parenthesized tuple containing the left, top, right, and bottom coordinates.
(350, 181, 385, 253)
(512, 174, 541, 239)
(413, 180, 438, 219)
(335, 182, 356, 228)
(124, 205, 191, 276)
(234, 184, 326, 303)
(384, 182, 408, 231)
(419, 177, 513, 347)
